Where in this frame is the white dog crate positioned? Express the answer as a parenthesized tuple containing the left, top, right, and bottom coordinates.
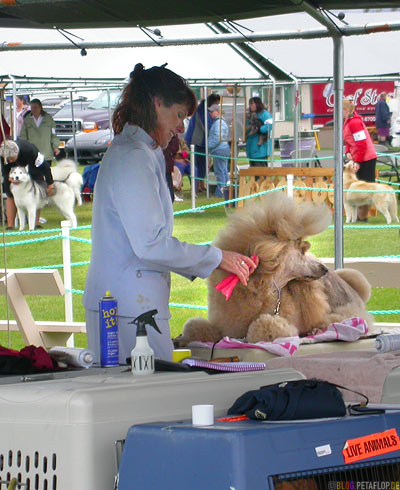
(0, 367, 303, 490)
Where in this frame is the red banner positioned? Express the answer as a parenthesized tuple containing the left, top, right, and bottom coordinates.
(312, 81, 395, 126)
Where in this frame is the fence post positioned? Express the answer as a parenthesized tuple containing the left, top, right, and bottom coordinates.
(190, 144, 196, 209)
(287, 174, 294, 198)
(61, 220, 74, 347)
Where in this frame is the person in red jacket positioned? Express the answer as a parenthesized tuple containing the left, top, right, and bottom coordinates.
(343, 98, 377, 222)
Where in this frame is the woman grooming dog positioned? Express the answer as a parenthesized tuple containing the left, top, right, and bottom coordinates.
(0, 139, 54, 229)
(343, 98, 377, 222)
(83, 63, 257, 364)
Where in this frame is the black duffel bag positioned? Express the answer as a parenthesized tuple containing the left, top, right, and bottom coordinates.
(227, 378, 348, 421)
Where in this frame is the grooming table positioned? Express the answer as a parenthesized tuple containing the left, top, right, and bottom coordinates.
(190, 325, 400, 404)
(189, 323, 397, 362)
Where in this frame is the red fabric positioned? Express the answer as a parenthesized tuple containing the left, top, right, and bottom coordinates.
(0, 345, 57, 371)
(343, 112, 377, 163)
(0, 116, 10, 144)
(20, 345, 56, 371)
(163, 135, 180, 174)
(0, 346, 21, 357)
(83, 186, 92, 202)
(215, 255, 258, 300)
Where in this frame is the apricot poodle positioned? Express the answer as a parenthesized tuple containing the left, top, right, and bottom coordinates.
(177, 193, 373, 345)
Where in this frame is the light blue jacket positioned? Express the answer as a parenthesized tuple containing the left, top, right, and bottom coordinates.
(83, 124, 222, 320)
(208, 116, 230, 156)
(245, 109, 273, 160)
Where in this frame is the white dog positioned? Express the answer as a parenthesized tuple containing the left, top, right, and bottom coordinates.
(51, 159, 83, 206)
(9, 166, 78, 231)
(343, 162, 399, 224)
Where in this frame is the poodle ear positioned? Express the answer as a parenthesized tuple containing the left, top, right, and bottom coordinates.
(300, 241, 311, 253)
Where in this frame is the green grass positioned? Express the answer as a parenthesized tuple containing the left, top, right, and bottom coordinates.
(0, 168, 399, 349)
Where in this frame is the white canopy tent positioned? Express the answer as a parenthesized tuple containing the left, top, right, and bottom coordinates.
(1, 3, 400, 268)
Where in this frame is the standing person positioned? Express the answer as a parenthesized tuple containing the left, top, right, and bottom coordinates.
(245, 97, 273, 167)
(343, 98, 377, 222)
(83, 63, 257, 365)
(208, 104, 231, 197)
(0, 140, 54, 229)
(184, 93, 220, 192)
(15, 95, 30, 137)
(163, 134, 180, 202)
(375, 92, 392, 147)
(173, 138, 197, 197)
(20, 98, 60, 165)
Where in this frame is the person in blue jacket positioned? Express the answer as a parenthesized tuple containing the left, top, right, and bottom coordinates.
(208, 104, 231, 197)
(184, 93, 220, 191)
(83, 63, 258, 364)
(245, 97, 273, 167)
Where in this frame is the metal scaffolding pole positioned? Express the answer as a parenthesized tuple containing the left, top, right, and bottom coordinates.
(1, 22, 400, 51)
(333, 37, 344, 270)
(295, 0, 345, 267)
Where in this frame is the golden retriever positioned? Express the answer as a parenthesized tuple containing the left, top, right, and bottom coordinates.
(343, 161, 399, 224)
(176, 193, 373, 345)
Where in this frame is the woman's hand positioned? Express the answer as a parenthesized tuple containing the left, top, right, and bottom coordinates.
(218, 251, 259, 286)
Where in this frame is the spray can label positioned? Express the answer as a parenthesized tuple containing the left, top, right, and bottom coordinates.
(99, 293, 119, 367)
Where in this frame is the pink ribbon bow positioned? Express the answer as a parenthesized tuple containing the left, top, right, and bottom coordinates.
(215, 255, 258, 300)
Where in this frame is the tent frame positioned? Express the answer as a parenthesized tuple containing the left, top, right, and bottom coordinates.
(2, 3, 400, 267)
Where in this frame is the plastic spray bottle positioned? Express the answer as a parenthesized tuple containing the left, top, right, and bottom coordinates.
(130, 309, 161, 375)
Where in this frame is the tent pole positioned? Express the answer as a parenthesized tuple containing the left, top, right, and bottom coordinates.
(9, 74, 17, 140)
(269, 77, 276, 168)
(333, 36, 344, 270)
(293, 78, 299, 167)
(70, 91, 78, 164)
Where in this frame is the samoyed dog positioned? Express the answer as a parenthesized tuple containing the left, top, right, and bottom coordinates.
(51, 158, 83, 206)
(9, 166, 78, 230)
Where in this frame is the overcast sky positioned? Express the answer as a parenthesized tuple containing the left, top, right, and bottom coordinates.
(1, 9, 400, 81)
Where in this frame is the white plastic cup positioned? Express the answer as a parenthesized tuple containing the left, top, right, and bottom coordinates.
(192, 404, 214, 426)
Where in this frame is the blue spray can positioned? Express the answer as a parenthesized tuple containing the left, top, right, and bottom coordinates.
(99, 291, 119, 366)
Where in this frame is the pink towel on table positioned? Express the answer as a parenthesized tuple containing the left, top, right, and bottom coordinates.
(188, 317, 368, 357)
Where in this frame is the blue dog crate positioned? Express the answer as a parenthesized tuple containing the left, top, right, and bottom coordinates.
(118, 412, 400, 489)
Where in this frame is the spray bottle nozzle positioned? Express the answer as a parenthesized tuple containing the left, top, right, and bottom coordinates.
(129, 309, 161, 336)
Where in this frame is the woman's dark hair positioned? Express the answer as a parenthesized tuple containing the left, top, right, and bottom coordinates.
(249, 97, 265, 113)
(29, 98, 45, 115)
(113, 63, 197, 135)
(207, 93, 220, 107)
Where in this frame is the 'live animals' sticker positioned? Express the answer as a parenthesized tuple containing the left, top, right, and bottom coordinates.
(343, 428, 400, 464)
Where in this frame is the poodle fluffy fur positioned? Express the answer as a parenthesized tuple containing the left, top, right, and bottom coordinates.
(177, 193, 374, 345)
